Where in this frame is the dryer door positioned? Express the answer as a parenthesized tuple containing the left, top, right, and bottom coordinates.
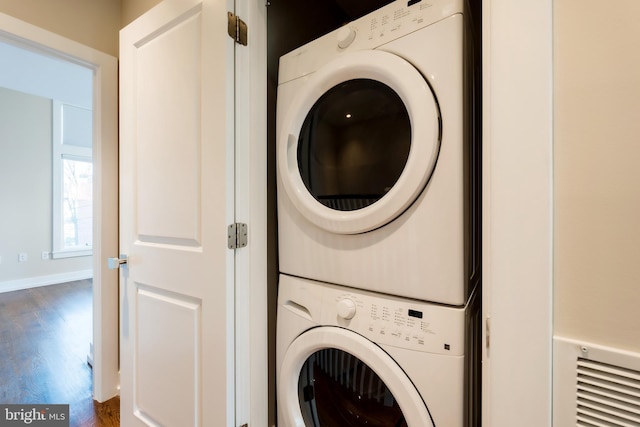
(278, 50, 440, 234)
(278, 327, 434, 427)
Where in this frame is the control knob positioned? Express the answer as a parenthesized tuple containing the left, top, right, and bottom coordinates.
(337, 26, 356, 49)
(337, 298, 356, 320)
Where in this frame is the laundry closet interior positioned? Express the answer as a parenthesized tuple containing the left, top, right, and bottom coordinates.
(267, 0, 483, 425)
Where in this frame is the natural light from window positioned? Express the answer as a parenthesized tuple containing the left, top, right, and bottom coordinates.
(62, 157, 93, 250)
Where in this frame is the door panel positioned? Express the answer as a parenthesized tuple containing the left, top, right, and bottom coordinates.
(136, 286, 201, 426)
(136, 8, 202, 244)
(119, 0, 234, 425)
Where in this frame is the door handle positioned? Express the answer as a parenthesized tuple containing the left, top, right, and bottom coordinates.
(107, 254, 128, 269)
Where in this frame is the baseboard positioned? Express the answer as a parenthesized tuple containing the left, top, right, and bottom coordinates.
(0, 269, 93, 293)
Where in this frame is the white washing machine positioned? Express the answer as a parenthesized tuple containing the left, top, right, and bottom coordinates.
(276, 274, 480, 427)
(276, 0, 479, 306)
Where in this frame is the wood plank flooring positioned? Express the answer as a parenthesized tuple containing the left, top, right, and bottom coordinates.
(0, 279, 119, 426)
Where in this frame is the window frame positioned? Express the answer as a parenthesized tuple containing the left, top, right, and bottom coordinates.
(52, 100, 93, 259)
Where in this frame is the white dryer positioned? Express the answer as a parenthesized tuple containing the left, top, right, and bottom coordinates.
(276, 0, 479, 306)
(276, 274, 480, 427)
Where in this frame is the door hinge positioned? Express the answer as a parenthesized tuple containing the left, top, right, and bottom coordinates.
(228, 223, 248, 249)
(227, 11, 248, 46)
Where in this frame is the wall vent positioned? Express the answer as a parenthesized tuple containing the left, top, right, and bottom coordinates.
(554, 337, 640, 426)
(576, 357, 640, 426)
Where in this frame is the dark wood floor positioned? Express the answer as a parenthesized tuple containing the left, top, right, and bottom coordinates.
(0, 279, 119, 426)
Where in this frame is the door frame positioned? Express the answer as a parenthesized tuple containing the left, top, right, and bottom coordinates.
(0, 12, 119, 402)
(481, 1, 553, 426)
(233, 0, 268, 424)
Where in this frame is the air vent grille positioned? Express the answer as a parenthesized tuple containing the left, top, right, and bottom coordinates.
(576, 357, 640, 426)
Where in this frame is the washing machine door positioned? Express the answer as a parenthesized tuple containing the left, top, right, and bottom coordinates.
(278, 50, 440, 234)
(279, 327, 434, 427)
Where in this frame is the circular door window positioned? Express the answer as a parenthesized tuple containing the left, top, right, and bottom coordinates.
(298, 348, 408, 426)
(278, 50, 440, 234)
(278, 327, 434, 427)
(297, 79, 411, 212)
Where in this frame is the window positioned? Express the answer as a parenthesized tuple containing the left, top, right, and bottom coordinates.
(52, 101, 93, 258)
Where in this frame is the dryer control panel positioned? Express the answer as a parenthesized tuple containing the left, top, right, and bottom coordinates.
(279, 274, 474, 357)
(278, 0, 464, 84)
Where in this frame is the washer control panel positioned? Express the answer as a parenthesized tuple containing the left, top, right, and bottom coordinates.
(331, 290, 466, 356)
(280, 275, 470, 357)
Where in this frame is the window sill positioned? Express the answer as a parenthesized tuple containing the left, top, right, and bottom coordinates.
(52, 249, 93, 259)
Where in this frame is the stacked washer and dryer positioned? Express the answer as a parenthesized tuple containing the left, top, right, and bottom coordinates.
(276, 0, 481, 426)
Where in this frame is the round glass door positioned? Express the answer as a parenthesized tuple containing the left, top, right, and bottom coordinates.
(298, 79, 411, 212)
(278, 327, 434, 427)
(298, 348, 408, 427)
(278, 50, 440, 234)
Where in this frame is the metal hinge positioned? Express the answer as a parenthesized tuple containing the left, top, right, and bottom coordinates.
(227, 11, 248, 46)
(228, 223, 248, 249)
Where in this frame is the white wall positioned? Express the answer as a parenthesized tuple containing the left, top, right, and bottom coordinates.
(0, 41, 93, 108)
(554, 0, 640, 354)
(0, 86, 92, 291)
(552, 1, 640, 424)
